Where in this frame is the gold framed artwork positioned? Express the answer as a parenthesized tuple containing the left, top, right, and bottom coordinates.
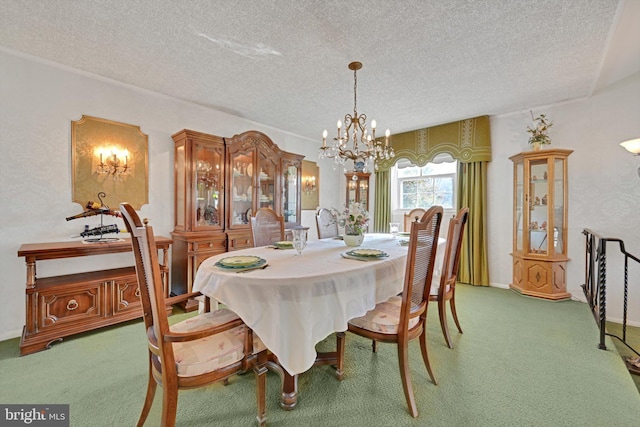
(301, 160, 319, 210)
(71, 115, 149, 209)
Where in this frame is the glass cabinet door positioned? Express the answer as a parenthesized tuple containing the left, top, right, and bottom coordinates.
(194, 142, 223, 229)
(175, 144, 186, 229)
(347, 177, 357, 205)
(527, 159, 550, 255)
(358, 179, 369, 211)
(229, 150, 254, 225)
(514, 161, 523, 252)
(258, 151, 277, 212)
(553, 157, 566, 254)
(282, 163, 298, 224)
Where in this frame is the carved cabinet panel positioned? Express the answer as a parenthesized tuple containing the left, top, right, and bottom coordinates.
(39, 283, 104, 329)
(113, 275, 142, 315)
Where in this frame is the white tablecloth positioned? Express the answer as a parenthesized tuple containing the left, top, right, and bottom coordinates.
(193, 234, 445, 375)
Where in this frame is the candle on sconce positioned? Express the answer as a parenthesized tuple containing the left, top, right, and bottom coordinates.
(322, 129, 328, 148)
(337, 120, 342, 139)
(385, 129, 390, 146)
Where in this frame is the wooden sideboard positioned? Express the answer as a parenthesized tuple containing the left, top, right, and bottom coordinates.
(17, 237, 172, 355)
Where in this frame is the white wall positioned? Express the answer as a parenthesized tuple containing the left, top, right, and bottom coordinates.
(1, 49, 638, 343)
(0, 49, 341, 340)
(487, 72, 640, 325)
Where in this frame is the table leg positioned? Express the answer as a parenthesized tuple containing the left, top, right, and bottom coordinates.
(265, 357, 298, 410)
(266, 332, 346, 409)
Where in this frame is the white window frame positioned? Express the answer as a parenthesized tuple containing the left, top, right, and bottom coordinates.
(390, 154, 458, 216)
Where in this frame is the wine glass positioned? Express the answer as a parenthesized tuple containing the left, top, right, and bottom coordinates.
(389, 222, 400, 238)
(292, 227, 307, 256)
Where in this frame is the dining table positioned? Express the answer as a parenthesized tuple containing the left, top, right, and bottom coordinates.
(192, 233, 446, 409)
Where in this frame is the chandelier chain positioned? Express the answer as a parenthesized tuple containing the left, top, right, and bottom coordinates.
(353, 66, 357, 116)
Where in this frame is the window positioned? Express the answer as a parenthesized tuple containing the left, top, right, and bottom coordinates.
(394, 155, 457, 210)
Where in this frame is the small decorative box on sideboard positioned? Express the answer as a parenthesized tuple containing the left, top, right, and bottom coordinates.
(17, 237, 172, 356)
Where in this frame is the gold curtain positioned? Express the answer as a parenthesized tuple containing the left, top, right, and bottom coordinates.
(456, 162, 490, 286)
(373, 169, 391, 232)
(373, 115, 491, 284)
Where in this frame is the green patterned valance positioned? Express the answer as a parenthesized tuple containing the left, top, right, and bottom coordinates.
(376, 115, 491, 171)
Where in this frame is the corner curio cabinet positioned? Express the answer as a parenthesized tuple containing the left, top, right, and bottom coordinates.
(509, 148, 572, 300)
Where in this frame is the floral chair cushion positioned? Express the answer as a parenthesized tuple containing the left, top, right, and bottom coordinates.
(170, 309, 266, 377)
(348, 296, 419, 334)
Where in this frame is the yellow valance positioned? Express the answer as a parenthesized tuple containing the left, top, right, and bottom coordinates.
(377, 115, 491, 171)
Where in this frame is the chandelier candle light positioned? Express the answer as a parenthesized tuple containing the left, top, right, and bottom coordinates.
(319, 61, 394, 172)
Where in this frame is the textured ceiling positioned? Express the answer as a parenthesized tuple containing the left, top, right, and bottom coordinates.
(1, 0, 637, 142)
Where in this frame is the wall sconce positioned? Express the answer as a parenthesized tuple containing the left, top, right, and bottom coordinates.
(72, 115, 148, 209)
(95, 146, 131, 181)
(304, 176, 316, 194)
(620, 137, 640, 178)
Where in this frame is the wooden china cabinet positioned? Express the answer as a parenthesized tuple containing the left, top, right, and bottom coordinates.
(345, 172, 370, 211)
(225, 130, 303, 250)
(509, 148, 572, 300)
(171, 129, 303, 309)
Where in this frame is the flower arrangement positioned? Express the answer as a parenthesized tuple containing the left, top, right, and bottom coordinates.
(332, 202, 369, 235)
(527, 111, 553, 146)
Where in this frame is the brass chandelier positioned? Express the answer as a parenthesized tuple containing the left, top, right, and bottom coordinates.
(319, 61, 394, 172)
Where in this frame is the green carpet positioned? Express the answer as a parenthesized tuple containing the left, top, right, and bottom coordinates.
(1, 285, 639, 426)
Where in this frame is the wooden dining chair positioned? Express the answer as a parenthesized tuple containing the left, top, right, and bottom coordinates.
(347, 206, 443, 417)
(119, 203, 269, 427)
(250, 207, 285, 247)
(429, 207, 469, 349)
(315, 207, 339, 239)
(403, 208, 426, 231)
